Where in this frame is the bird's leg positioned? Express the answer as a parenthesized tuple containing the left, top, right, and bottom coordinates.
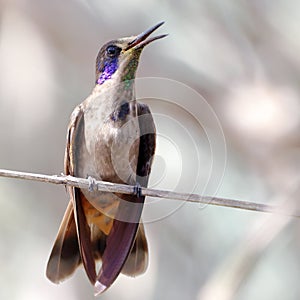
(133, 182, 142, 198)
(87, 176, 98, 192)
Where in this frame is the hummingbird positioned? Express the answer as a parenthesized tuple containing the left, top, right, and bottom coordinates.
(46, 22, 167, 295)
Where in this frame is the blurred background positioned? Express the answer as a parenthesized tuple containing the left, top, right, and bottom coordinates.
(1, 0, 300, 299)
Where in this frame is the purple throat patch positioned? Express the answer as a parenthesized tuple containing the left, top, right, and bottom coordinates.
(97, 59, 118, 85)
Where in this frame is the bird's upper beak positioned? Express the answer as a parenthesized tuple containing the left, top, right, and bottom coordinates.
(125, 21, 167, 51)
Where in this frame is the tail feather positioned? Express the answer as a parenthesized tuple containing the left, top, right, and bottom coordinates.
(46, 201, 81, 283)
(122, 223, 148, 276)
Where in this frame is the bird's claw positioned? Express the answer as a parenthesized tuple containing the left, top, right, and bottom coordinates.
(87, 176, 97, 192)
(133, 182, 142, 198)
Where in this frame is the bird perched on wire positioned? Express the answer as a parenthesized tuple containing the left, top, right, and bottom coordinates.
(46, 21, 167, 295)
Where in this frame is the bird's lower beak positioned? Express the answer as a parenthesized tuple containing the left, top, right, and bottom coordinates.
(125, 21, 167, 51)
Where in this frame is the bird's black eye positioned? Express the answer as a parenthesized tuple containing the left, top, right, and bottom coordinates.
(106, 45, 121, 58)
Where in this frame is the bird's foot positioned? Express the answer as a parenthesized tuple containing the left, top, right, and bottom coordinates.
(87, 176, 97, 192)
(133, 182, 142, 198)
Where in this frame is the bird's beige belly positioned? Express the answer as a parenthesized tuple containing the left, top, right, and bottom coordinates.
(76, 112, 140, 216)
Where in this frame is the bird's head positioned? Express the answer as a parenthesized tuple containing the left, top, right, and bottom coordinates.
(95, 21, 167, 86)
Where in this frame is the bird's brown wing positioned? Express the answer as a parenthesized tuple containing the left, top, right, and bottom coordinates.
(122, 103, 156, 276)
(135, 103, 156, 188)
(46, 105, 97, 284)
(94, 103, 156, 294)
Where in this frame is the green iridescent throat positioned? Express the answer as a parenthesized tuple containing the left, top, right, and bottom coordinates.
(121, 52, 141, 88)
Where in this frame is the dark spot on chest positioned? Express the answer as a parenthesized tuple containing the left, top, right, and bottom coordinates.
(110, 102, 130, 122)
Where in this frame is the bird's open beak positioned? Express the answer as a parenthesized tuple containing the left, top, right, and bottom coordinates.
(125, 21, 167, 51)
